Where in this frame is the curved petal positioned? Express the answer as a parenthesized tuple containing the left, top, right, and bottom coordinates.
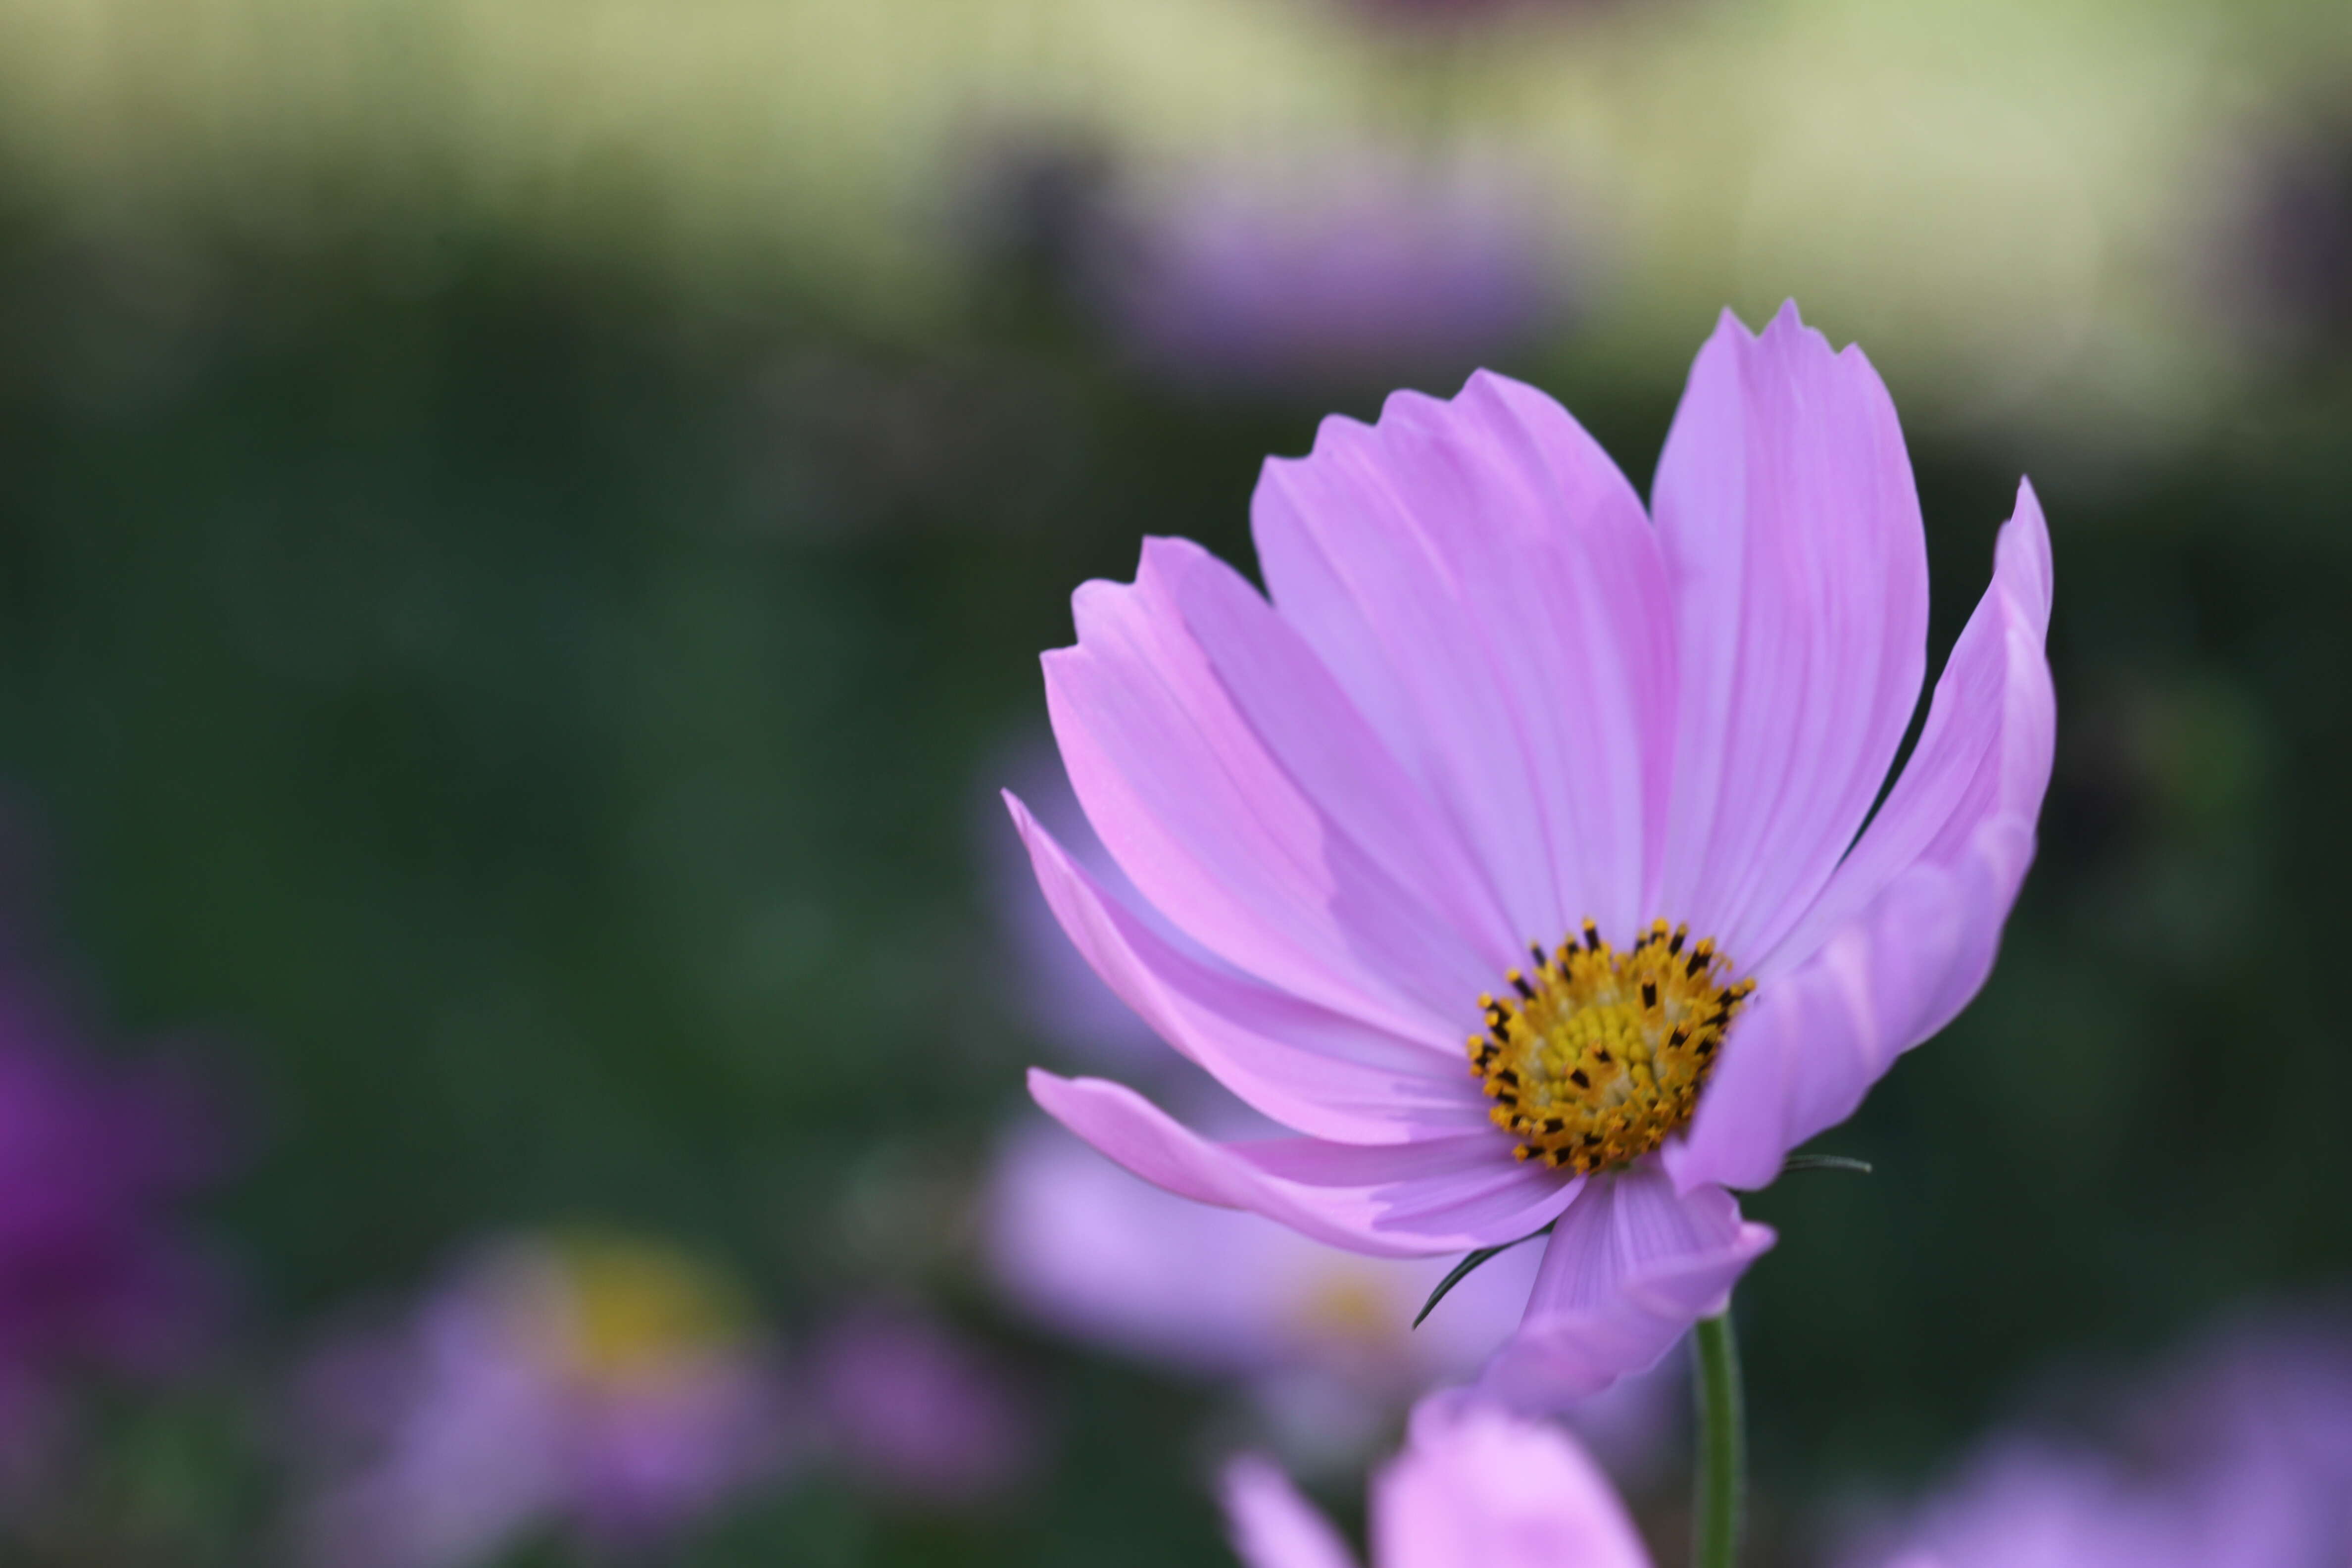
(1664, 816, 2034, 1194)
(1653, 302, 1930, 964)
(1253, 369, 1675, 947)
(1375, 1396, 1653, 1568)
(1664, 482, 2053, 1194)
(1478, 1167, 1774, 1409)
(1223, 1457, 1360, 1568)
(1045, 536, 1508, 1043)
(1009, 793, 1493, 1144)
(1030, 1071, 1583, 1258)
(1761, 480, 2056, 976)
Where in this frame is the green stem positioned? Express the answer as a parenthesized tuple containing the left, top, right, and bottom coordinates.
(1691, 1310, 1744, 1568)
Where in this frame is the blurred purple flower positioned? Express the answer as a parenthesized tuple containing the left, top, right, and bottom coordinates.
(807, 1304, 1037, 1507)
(1092, 154, 1568, 393)
(1835, 1440, 2303, 1568)
(2220, 117, 2352, 368)
(0, 981, 227, 1503)
(1339, 0, 1600, 24)
(1839, 1309, 2352, 1568)
(1224, 1392, 1653, 1568)
(293, 1233, 787, 1566)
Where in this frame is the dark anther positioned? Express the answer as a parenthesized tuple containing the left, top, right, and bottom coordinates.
(1529, 942, 1549, 969)
(1582, 921, 1601, 951)
(1667, 929, 1686, 956)
(1686, 952, 1709, 978)
(1495, 1069, 1519, 1085)
(1568, 1068, 1591, 1088)
(1510, 973, 1536, 999)
(1593, 1047, 1612, 1064)
(1695, 1038, 1715, 1057)
(1542, 1117, 1566, 1133)
(1641, 981, 1659, 1009)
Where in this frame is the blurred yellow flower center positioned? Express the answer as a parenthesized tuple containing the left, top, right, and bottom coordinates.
(541, 1235, 746, 1386)
(1294, 1270, 1392, 1345)
(1467, 919, 1754, 1176)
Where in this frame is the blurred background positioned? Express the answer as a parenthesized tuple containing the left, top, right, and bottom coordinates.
(0, 0, 2348, 1562)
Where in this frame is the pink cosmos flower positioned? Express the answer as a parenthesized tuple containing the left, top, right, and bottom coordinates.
(1223, 1394, 1654, 1568)
(1008, 301, 2056, 1403)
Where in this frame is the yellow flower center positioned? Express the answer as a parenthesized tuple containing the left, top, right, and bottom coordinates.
(1468, 919, 1755, 1176)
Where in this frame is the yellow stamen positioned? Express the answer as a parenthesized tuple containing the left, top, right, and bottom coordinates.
(1465, 919, 1754, 1177)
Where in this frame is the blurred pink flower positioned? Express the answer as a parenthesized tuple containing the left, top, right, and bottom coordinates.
(293, 1233, 787, 1566)
(1008, 302, 2056, 1405)
(988, 1121, 1678, 1476)
(1093, 155, 1566, 393)
(807, 1304, 1037, 1508)
(1223, 1393, 1653, 1568)
(991, 1119, 1530, 1387)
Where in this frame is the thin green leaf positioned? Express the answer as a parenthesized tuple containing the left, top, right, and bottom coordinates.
(1779, 1153, 1874, 1176)
(1412, 1222, 1553, 1330)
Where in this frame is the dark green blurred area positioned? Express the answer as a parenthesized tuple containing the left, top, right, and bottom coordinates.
(0, 178, 2348, 1564)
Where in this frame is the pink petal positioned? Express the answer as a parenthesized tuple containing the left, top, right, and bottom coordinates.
(1223, 1456, 1361, 1568)
(1478, 1167, 1774, 1408)
(1664, 817, 2033, 1194)
(1029, 1071, 1583, 1257)
(1372, 1396, 1653, 1568)
(1045, 537, 1510, 1044)
(1653, 302, 1930, 964)
(1008, 793, 1493, 1144)
(1668, 484, 2054, 1193)
(1254, 370, 1675, 948)
(1761, 480, 2056, 975)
